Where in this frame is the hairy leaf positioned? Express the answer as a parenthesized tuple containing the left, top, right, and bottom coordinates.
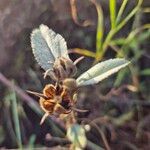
(76, 58, 130, 86)
(39, 24, 69, 59)
(31, 24, 68, 71)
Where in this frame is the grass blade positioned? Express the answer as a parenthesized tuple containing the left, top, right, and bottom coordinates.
(0, 126, 5, 144)
(28, 134, 36, 149)
(110, 38, 126, 46)
(140, 69, 150, 76)
(91, 0, 104, 58)
(117, 24, 150, 57)
(114, 68, 129, 87)
(116, 0, 129, 24)
(109, 0, 116, 29)
(116, 0, 143, 32)
(10, 89, 22, 149)
(0, 72, 65, 137)
(101, 0, 143, 61)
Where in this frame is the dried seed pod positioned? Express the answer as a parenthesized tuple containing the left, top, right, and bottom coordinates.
(52, 57, 77, 81)
(62, 78, 77, 94)
(28, 83, 75, 124)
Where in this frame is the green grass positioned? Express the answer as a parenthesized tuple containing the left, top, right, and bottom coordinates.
(71, 0, 149, 89)
(9, 88, 22, 149)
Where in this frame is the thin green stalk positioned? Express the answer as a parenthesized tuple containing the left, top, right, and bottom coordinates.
(28, 134, 36, 149)
(110, 38, 126, 46)
(91, 0, 104, 57)
(109, 0, 116, 29)
(116, 0, 143, 32)
(97, 29, 116, 61)
(114, 67, 129, 87)
(116, 0, 129, 24)
(117, 24, 150, 57)
(10, 90, 22, 149)
(123, 24, 150, 44)
(114, 25, 150, 87)
(95, 0, 143, 62)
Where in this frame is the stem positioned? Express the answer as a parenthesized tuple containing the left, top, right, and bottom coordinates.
(116, 0, 129, 24)
(95, 0, 143, 63)
(109, 0, 116, 29)
(90, 0, 104, 57)
(10, 89, 22, 149)
(95, 29, 116, 62)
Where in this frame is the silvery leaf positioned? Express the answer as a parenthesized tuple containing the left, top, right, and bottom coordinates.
(67, 124, 87, 149)
(31, 28, 55, 71)
(31, 24, 69, 71)
(76, 58, 130, 86)
(39, 24, 69, 59)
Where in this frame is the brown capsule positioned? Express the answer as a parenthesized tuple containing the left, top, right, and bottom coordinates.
(44, 57, 77, 81)
(28, 83, 75, 124)
(62, 78, 77, 93)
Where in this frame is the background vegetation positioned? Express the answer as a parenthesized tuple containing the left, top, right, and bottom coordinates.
(0, 0, 150, 149)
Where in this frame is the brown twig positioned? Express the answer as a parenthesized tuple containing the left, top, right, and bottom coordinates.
(45, 134, 70, 145)
(80, 117, 111, 150)
(73, 56, 84, 65)
(90, 122, 111, 150)
(70, 0, 94, 27)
